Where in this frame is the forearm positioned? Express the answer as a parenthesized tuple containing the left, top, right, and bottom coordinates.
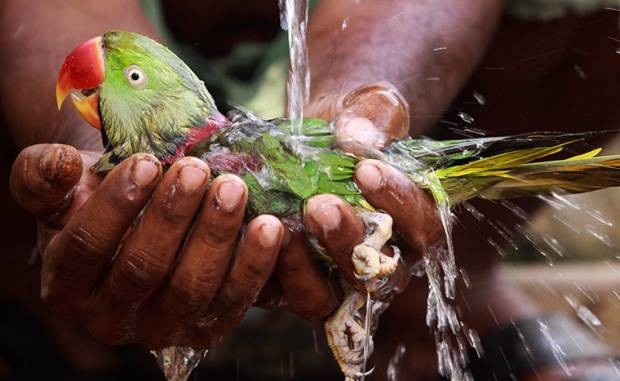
(307, 0, 504, 135)
(0, 0, 158, 150)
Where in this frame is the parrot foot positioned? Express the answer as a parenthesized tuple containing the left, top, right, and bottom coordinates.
(352, 212, 399, 283)
(324, 212, 400, 379)
(325, 289, 373, 380)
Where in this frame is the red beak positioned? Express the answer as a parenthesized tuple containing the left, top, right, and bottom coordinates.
(56, 36, 105, 129)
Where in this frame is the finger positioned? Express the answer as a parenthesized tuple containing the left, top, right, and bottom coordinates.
(196, 215, 283, 346)
(276, 226, 339, 320)
(304, 194, 365, 287)
(335, 82, 410, 154)
(10, 144, 82, 216)
(147, 175, 247, 328)
(254, 278, 285, 309)
(42, 154, 161, 310)
(354, 159, 443, 253)
(36, 151, 103, 256)
(90, 158, 210, 341)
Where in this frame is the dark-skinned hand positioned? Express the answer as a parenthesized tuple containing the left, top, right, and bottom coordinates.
(10, 145, 289, 349)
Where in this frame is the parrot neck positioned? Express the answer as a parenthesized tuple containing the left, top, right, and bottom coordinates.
(161, 112, 231, 165)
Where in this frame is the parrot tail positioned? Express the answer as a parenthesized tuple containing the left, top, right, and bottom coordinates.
(426, 141, 620, 204)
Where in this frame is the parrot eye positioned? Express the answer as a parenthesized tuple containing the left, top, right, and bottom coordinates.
(125, 65, 147, 88)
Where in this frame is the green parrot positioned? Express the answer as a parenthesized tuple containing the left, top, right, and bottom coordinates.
(56, 30, 620, 381)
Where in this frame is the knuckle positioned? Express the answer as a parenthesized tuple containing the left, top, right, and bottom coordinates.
(169, 270, 219, 307)
(204, 218, 240, 243)
(243, 257, 273, 281)
(59, 224, 111, 262)
(115, 247, 169, 291)
(157, 198, 194, 225)
(219, 283, 254, 312)
(200, 237, 232, 256)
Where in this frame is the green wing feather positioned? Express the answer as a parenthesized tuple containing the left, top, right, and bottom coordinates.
(211, 112, 620, 215)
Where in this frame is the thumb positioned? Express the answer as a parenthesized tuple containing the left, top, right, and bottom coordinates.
(10, 144, 83, 216)
(334, 82, 410, 155)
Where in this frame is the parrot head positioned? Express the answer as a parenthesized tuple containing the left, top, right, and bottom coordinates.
(56, 30, 229, 172)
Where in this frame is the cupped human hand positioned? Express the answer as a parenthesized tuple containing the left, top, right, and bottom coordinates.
(10, 143, 287, 349)
(303, 82, 443, 291)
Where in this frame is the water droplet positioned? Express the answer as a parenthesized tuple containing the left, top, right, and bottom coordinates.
(499, 200, 528, 220)
(126, 184, 138, 201)
(466, 329, 483, 358)
(573, 64, 587, 80)
(564, 293, 604, 335)
(439, 119, 458, 127)
(386, 344, 406, 381)
(463, 202, 484, 221)
(312, 329, 320, 355)
(153, 347, 207, 381)
(457, 112, 474, 124)
(586, 209, 614, 227)
(472, 91, 486, 105)
(487, 237, 508, 257)
(459, 268, 472, 289)
(585, 225, 614, 246)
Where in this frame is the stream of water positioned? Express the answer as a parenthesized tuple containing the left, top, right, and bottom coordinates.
(279, 0, 310, 142)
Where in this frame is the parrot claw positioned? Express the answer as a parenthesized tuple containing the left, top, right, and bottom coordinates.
(352, 212, 400, 285)
(325, 212, 400, 380)
(325, 290, 372, 379)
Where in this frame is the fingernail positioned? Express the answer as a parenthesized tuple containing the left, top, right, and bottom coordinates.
(131, 158, 159, 187)
(179, 165, 208, 192)
(355, 163, 383, 191)
(259, 222, 281, 248)
(338, 117, 386, 149)
(216, 179, 245, 212)
(308, 200, 342, 232)
(41, 146, 62, 183)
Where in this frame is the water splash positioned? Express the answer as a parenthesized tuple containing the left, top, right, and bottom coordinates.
(462, 202, 485, 222)
(279, 0, 310, 143)
(538, 320, 573, 376)
(564, 293, 604, 337)
(422, 181, 474, 380)
(457, 112, 475, 124)
(152, 347, 208, 381)
(472, 91, 486, 106)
